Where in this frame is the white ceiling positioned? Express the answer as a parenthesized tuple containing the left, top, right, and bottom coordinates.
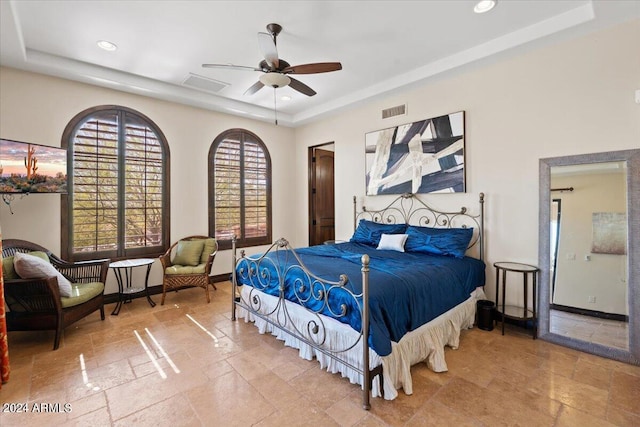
(1, 1, 638, 127)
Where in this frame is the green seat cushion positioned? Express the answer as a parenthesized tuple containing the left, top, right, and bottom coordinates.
(61, 281, 105, 308)
(200, 238, 217, 264)
(172, 239, 205, 266)
(165, 264, 206, 275)
(2, 256, 18, 280)
(3, 251, 49, 280)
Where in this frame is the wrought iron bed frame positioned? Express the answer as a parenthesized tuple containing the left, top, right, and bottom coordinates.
(231, 192, 485, 409)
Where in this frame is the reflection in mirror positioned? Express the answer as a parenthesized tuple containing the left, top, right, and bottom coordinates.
(549, 162, 628, 350)
(539, 149, 639, 366)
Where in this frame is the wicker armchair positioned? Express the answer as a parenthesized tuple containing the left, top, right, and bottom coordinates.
(159, 235, 218, 305)
(1, 239, 109, 350)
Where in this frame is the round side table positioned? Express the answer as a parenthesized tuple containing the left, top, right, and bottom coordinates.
(494, 261, 539, 339)
(109, 258, 156, 315)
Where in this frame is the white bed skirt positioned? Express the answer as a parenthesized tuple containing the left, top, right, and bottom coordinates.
(238, 285, 486, 400)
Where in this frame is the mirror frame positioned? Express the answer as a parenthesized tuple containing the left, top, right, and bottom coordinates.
(539, 149, 640, 365)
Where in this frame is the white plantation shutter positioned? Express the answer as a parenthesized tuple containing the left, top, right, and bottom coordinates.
(63, 107, 169, 261)
(210, 129, 271, 249)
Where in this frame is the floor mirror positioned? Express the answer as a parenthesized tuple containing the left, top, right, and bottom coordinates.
(538, 149, 639, 365)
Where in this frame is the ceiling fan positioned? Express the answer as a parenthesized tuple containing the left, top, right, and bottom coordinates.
(202, 23, 342, 97)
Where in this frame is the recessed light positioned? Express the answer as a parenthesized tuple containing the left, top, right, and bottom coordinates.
(474, 0, 496, 14)
(97, 40, 117, 51)
(281, 95, 291, 101)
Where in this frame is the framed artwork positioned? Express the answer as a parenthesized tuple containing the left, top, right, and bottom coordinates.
(0, 138, 67, 193)
(365, 111, 465, 195)
(592, 212, 627, 255)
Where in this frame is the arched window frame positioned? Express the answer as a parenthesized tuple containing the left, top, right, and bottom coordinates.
(61, 105, 170, 261)
(208, 129, 272, 250)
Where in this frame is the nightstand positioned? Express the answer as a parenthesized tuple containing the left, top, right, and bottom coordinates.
(494, 261, 539, 339)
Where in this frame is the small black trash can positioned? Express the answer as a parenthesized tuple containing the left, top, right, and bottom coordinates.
(476, 299, 495, 331)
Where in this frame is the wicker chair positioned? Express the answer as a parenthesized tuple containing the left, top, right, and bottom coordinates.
(1, 239, 109, 350)
(159, 235, 218, 305)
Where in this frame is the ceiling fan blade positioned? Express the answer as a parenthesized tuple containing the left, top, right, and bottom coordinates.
(244, 80, 264, 96)
(202, 63, 261, 72)
(282, 62, 342, 74)
(288, 77, 316, 97)
(257, 32, 279, 70)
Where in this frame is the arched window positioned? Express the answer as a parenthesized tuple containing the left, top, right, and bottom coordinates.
(209, 129, 272, 250)
(62, 106, 170, 261)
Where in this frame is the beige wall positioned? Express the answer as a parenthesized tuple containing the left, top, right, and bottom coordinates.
(0, 69, 296, 293)
(1, 19, 639, 301)
(293, 19, 640, 304)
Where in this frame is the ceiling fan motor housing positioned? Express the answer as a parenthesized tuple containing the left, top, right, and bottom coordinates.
(266, 23, 282, 37)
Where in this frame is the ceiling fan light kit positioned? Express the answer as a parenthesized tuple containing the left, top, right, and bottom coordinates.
(259, 73, 291, 88)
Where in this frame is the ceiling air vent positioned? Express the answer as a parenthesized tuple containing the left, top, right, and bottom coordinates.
(382, 104, 407, 119)
(182, 73, 229, 93)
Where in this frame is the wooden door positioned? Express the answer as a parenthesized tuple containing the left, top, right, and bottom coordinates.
(309, 147, 335, 246)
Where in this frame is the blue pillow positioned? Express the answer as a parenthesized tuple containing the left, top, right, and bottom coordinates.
(350, 220, 407, 246)
(405, 226, 473, 258)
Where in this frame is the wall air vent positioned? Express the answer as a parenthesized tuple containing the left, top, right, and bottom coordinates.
(382, 104, 407, 119)
(182, 73, 229, 93)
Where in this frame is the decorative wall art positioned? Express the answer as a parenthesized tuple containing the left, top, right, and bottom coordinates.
(592, 212, 627, 255)
(0, 139, 67, 193)
(365, 111, 465, 195)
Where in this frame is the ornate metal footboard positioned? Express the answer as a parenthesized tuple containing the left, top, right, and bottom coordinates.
(231, 192, 485, 409)
(231, 237, 378, 409)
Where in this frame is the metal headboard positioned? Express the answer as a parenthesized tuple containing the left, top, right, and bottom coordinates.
(353, 192, 485, 261)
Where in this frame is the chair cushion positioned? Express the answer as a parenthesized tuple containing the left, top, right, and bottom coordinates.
(2, 256, 18, 280)
(61, 282, 105, 308)
(13, 252, 73, 297)
(3, 251, 49, 280)
(200, 238, 217, 264)
(172, 239, 205, 266)
(165, 264, 207, 275)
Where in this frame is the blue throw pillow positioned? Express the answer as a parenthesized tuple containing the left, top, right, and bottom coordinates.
(350, 220, 407, 246)
(405, 226, 473, 258)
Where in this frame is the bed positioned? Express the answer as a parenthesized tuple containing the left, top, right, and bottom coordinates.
(231, 192, 486, 409)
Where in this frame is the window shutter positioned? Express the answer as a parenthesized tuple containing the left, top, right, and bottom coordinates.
(72, 113, 119, 253)
(124, 118, 164, 249)
(213, 135, 242, 241)
(65, 106, 169, 260)
(243, 139, 268, 239)
(210, 129, 271, 248)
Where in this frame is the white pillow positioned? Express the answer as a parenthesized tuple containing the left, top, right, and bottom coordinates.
(13, 252, 73, 297)
(376, 233, 408, 252)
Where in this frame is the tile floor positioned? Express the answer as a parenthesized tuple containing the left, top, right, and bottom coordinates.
(1, 282, 639, 426)
(550, 309, 629, 350)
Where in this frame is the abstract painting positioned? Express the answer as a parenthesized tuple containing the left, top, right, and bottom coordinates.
(365, 111, 465, 195)
(592, 212, 627, 255)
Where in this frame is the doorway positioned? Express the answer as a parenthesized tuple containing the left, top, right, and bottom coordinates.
(308, 143, 335, 246)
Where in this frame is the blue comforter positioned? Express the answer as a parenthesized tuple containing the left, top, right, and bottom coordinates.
(236, 242, 485, 356)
